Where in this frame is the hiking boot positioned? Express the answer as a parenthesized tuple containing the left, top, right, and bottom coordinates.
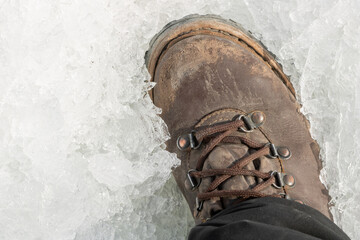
(145, 14, 331, 224)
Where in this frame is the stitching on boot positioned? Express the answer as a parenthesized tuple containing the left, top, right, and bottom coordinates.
(196, 109, 244, 127)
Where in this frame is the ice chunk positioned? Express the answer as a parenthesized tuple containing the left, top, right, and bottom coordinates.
(0, 0, 359, 239)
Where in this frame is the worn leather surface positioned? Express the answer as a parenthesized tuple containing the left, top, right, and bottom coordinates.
(146, 15, 331, 222)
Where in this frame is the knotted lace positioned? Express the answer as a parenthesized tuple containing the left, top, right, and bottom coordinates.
(189, 117, 281, 204)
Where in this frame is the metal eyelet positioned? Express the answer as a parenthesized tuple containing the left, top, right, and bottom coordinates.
(283, 174, 296, 188)
(187, 169, 201, 191)
(277, 146, 292, 160)
(177, 135, 190, 150)
(266, 143, 292, 160)
(177, 132, 202, 151)
(249, 111, 266, 126)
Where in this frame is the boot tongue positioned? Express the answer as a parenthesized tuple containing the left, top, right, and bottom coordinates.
(195, 141, 256, 221)
(205, 143, 257, 192)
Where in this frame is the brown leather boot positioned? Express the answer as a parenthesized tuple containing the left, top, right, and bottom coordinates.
(145, 14, 331, 224)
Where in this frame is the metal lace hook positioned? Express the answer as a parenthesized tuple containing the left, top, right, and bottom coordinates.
(196, 197, 204, 211)
(270, 171, 285, 189)
(238, 115, 254, 133)
(187, 169, 202, 191)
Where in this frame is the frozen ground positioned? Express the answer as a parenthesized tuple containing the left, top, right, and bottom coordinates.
(0, 0, 359, 239)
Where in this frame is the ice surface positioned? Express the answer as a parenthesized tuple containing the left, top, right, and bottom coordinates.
(0, 0, 359, 239)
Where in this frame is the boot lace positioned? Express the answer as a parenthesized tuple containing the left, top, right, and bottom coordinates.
(181, 115, 286, 211)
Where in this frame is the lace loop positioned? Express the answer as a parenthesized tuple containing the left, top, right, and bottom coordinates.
(183, 115, 285, 211)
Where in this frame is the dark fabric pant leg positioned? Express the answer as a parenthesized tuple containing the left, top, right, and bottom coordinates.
(188, 197, 350, 240)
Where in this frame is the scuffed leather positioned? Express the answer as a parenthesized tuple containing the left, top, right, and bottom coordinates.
(147, 15, 332, 223)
